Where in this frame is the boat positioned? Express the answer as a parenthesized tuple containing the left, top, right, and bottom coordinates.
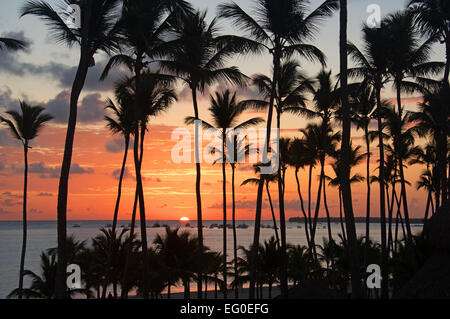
(72, 224, 80, 228)
(237, 224, 249, 229)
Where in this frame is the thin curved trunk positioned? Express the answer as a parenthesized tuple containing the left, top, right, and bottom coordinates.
(322, 174, 335, 287)
(18, 142, 28, 299)
(310, 158, 325, 254)
(276, 111, 288, 298)
(396, 86, 412, 243)
(294, 168, 311, 249)
(231, 164, 238, 299)
(375, 85, 388, 299)
(191, 87, 204, 299)
(266, 182, 280, 247)
(55, 5, 92, 298)
(249, 52, 279, 299)
(340, 0, 363, 298)
(338, 190, 346, 242)
(112, 136, 130, 234)
(221, 133, 227, 299)
(363, 127, 371, 268)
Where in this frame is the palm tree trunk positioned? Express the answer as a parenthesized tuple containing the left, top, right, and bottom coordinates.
(266, 182, 280, 246)
(221, 134, 227, 299)
(322, 174, 336, 287)
(112, 136, 130, 234)
(363, 127, 371, 269)
(396, 86, 413, 244)
(191, 87, 204, 299)
(310, 158, 325, 255)
(134, 125, 149, 299)
(276, 112, 288, 298)
(338, 190, 346, 242)
(231, 164, 238, 299)
(339, 0, 363, 298)
(424, 189, 432, 220)
(18, 142, 28, 299)
(249, 53, 279, 299)
(55, 4, 92, 298)
(295, 168, 311, 249)
(308, 165, 313, 240)
(375, 85, 389, 299)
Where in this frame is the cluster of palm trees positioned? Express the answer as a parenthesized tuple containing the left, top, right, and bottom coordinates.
(0, 0, 449, 299)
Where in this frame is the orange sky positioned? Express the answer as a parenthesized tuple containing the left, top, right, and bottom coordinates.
(0, 94, 429, 221)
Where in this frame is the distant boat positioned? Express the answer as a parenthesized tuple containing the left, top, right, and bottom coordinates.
(72, 224, 80, 228)
(237, 224, 249, 229)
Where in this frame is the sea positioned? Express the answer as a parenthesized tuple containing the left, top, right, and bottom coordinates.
(0, 220, 424, 298)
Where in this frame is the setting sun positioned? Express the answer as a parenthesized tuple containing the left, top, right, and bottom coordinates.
(179, 217, 190, 223)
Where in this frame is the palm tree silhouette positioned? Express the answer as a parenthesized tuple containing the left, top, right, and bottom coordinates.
(408, 0, 450, 206)
(241, 166, 280, 246)
(7, 252, 57, 299)
(218, 0, 338, 298)
(187, 89, 263, 299)
(21, 0, 122, 298)
(348, 21, 391, 299)
(0, 101, 52, 299)
(100, 0, 186, 298)
(288, 137, 315, 249)
(112, 72, 177, 298)
(348, 82, 376, 268)
(160, 11, 247, 298)
(105, 97, 134, 235)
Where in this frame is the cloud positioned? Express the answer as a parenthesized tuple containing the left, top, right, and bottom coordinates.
(30, 208, 44, 215)
(0, 33, 122, 92)
(1, 191, 22, 199)
(112, 167, 134, 180)
(106, 138, 124, 153)
(37, 192, 53, 197)
(1, 199, 21, 207)
(11, 162, 94, 178)
(43, 91, 106, 124)
(0, 207, 11, 215)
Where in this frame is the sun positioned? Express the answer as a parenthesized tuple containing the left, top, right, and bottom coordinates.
(179, 217, 190, 223)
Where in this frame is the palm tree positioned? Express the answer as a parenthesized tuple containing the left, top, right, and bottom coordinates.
(410, 89, 449, 209)
(7, 252, 57, 299)
(408, 0, 450, 204)
(188, 89, 263, 299)
(105, 97, 134, 235)
(326, 144, 366, 242)
(300, 122, 340, 256)
(348, 20, 392, 299)
(288, 138, 315, 250)
(113, 72, 177, 298)
(0, 102, 53, 299)
(99, 0, 187, 298)
(349, 83, 376, 268)
(250, 61, 313, 292)
(21, 0, 121, 298)
(382, 105, 420, 244)
(154, 227, 203, 299)
(383, 10, 443, 245)
(241, 166, 280, 246)
(218, 0, 338, 298)
(160, 10, 247, 297)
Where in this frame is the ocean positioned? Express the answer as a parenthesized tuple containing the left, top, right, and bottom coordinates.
(0, 220, 423, 298)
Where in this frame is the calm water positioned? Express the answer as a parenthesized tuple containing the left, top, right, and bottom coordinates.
(0, 220, 423, 298)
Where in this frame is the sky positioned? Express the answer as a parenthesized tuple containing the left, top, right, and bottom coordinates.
(0, 0, 446, 221)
